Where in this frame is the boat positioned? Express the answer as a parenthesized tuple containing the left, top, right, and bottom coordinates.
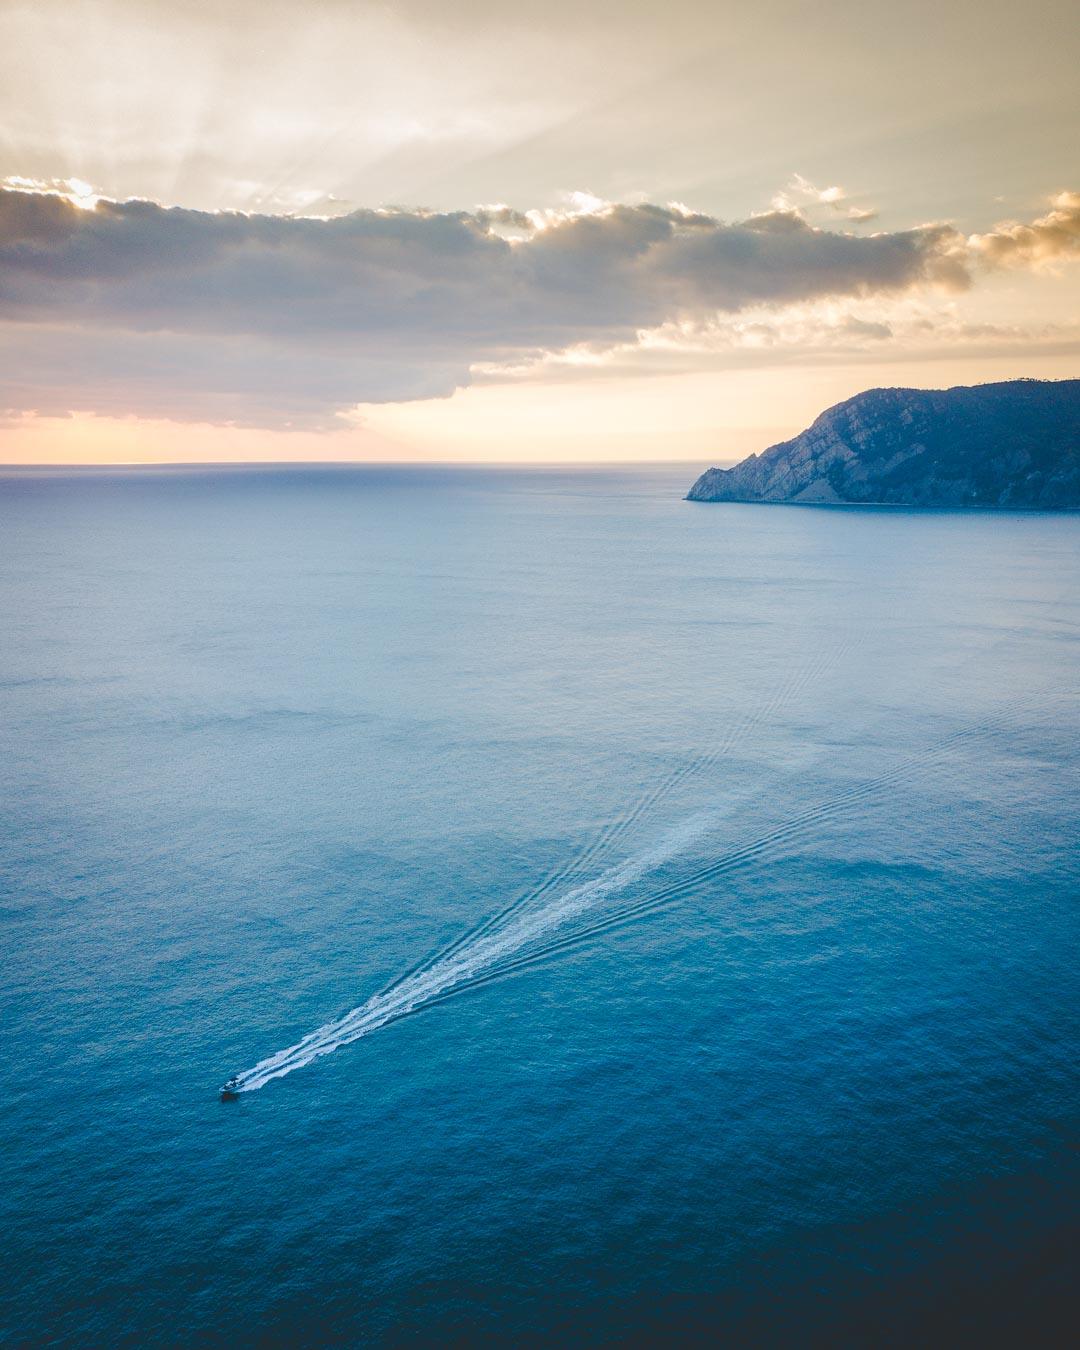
(220, 1075, 241, 1099)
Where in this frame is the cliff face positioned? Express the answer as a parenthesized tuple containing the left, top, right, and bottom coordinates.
(687, 379, 1080, 508)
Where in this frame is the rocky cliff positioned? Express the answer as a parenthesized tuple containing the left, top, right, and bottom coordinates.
(687, 379, 1080, 508)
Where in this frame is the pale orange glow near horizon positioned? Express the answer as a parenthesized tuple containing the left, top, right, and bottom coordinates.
(4, 352, 1078, 467)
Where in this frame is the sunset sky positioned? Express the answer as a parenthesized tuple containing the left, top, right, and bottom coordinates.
(2, 0, 1078, 463)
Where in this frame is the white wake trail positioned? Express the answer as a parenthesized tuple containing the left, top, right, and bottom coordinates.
(232, 814, 711, 1092)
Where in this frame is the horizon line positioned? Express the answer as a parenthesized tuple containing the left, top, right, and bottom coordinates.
(0, 457, 724, 471)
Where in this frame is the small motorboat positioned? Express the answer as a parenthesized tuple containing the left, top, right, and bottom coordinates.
(220, 1075, 241, 1100)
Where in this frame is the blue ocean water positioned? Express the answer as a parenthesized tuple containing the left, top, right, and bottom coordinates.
(1, 463, 1077, 1347)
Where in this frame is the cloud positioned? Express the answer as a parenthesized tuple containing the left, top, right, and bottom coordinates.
(471, 294, 1080, 385)
(0, 322, 470, 430)
(0, 183, 976, 427)
(771, 174, 878, 222)
(969, 191, 1080, 267)
(1, 174, 101, 210)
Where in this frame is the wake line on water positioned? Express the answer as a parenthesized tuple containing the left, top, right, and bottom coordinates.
(231, 813, 712, 1092)
(450, 683, 1074, 989)
(349, 685, 1072, 1025)
(229, 639, 855, 1093)
(380, 637, 856, 1000)
(226, 678, 1069, 1094)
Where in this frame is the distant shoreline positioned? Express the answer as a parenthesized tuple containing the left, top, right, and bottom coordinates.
(688, 379, 1080, 511)
(685, 497, 1080, 513)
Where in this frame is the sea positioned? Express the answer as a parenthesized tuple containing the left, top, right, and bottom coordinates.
(1, 463, 1077, 1347)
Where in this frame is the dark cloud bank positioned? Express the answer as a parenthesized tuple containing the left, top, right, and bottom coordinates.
(0, 186, 1056, 427)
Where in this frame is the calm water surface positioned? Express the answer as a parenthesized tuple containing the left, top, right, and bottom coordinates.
(1, 465, 1077, 1345)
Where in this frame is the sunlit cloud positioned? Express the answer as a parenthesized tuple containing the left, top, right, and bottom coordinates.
(471, 291, 1080, 387)
(1, 174, 101, 210)
(1, 182, 1077, 431)
(969, 191, 1080, 268)
(0, 183, 978, 427)
(771, 174, 879, 222)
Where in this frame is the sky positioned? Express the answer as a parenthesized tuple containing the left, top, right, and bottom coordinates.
(1, 0, 1078, 464)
